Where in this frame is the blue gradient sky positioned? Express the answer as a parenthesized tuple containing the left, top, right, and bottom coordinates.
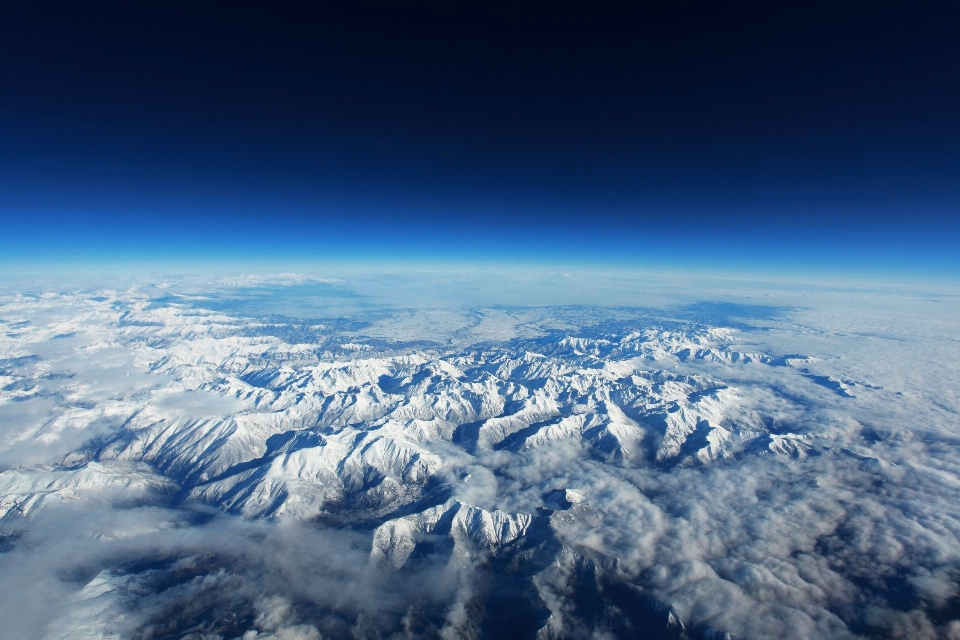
(1, 1, 958, 279)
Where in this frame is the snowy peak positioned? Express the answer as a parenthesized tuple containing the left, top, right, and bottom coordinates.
(372, 499, 540, 569)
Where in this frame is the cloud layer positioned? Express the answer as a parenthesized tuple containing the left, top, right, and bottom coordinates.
(1, 278, 959, 639)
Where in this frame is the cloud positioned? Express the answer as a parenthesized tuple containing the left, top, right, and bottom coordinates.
(213, 274, 343, 288)
(2, 498, 470, 639)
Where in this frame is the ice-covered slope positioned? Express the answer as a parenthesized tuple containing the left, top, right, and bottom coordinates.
(0, 461, 176, 522)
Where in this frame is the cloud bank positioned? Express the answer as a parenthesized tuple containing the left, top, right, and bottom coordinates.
(1, 278, 959, 639)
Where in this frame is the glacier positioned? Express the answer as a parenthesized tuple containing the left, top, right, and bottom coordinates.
(1, 274, 959, 639)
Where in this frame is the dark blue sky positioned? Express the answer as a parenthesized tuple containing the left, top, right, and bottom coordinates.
(2, 1, 959, 276)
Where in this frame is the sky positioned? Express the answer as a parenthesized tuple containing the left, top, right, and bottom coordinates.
(1, 1, 959, 278)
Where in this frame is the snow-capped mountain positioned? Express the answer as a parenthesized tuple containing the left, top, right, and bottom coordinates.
(2, 279, 959, 640)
